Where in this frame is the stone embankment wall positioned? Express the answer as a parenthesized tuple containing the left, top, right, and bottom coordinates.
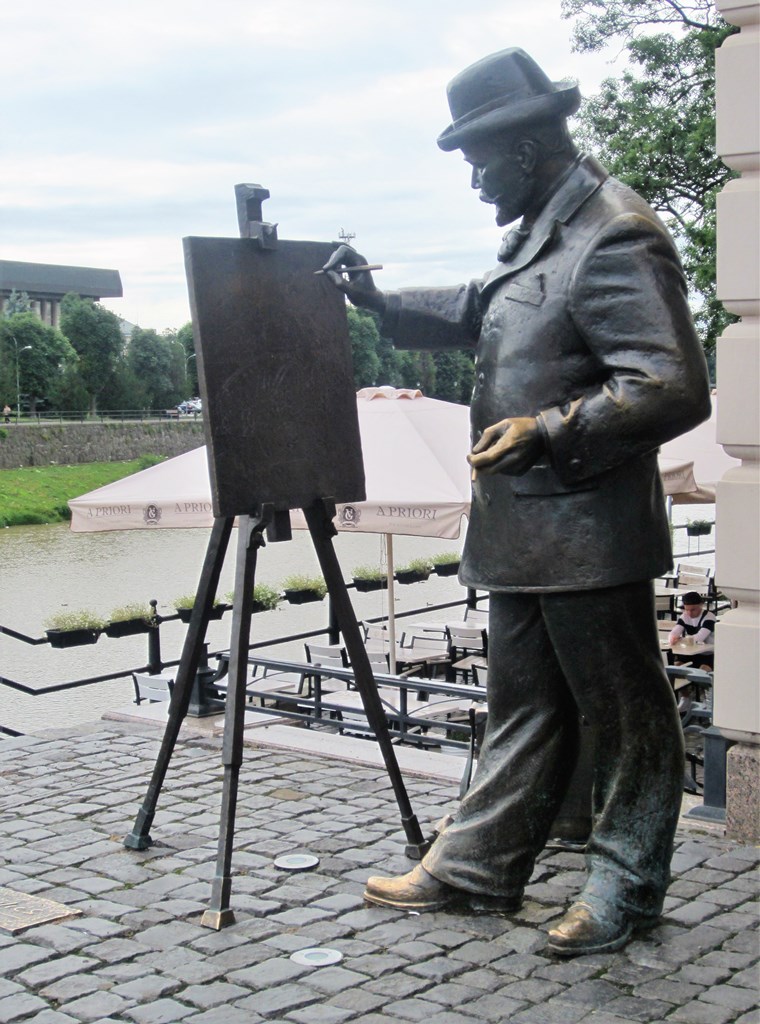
(0, 420, 205, 469)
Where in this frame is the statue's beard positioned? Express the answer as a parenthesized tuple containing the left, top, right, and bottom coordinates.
(481, 174, 534, 227)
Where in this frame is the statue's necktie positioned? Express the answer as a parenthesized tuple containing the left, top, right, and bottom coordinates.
(497, 223, 529, 263)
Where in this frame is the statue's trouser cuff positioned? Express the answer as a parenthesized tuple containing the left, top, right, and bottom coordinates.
(423, 581, 683, 916)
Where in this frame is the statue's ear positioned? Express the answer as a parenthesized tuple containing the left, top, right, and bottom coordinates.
(514, 139, 538, 174)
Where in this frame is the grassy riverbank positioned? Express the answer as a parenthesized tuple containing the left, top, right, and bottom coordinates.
(0, 456, 164, 527)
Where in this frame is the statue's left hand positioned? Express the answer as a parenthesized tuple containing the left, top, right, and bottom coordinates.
(467, 417, 544, 475)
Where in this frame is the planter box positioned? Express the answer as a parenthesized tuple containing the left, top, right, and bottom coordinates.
(105, 618, 152, 638)
(284, 589, 325, 605)
(433, 562, 460, 577)
(352, 577, 388, 593)
(395, 570, 431, 585)
(251, 600, 279, 614)
(176, 604, 227, 623)
(687, 524, 711, 537)
(46, 628, 100, 649)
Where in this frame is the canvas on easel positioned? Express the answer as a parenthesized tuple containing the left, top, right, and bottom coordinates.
(183, 237, 365, 517)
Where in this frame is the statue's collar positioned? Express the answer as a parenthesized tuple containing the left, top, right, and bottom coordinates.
(482, 154, 607, 294)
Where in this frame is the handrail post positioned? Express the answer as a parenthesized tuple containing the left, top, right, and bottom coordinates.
(147, 600, 162, 673)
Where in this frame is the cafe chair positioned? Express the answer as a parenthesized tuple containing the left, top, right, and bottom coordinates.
(132, 672, 174, 705)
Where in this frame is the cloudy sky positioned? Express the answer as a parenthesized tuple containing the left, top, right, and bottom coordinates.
(2, 1, 625, 331)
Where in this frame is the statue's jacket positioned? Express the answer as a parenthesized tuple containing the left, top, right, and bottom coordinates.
(382, 155, 712, 593)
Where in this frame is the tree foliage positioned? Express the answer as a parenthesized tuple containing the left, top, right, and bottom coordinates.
(2, 290, 32, 317)
(346, 305, 473, 403)
(59, 293, 124, 412)
(561, 0, 736, 357)
(126, 327, 185, 409)
(0, 313, 77, 412)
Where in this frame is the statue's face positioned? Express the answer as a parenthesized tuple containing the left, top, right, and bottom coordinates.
(462, 138, 536, 227)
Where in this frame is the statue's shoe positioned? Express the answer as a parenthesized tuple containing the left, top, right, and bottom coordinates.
(547, 901, 658, 957)
(364, 864, 522, 913)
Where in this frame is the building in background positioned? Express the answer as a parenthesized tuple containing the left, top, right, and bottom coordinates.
(0, 259, 122, 327)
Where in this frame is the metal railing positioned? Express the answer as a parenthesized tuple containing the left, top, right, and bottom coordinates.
(0, 589, 485, 738)
(10, 409, 203, 424)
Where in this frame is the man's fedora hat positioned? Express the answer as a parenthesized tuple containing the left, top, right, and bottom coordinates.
(437, 47, 581, 152)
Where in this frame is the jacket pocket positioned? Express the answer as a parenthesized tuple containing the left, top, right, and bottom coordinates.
(503, 274, 545, 307)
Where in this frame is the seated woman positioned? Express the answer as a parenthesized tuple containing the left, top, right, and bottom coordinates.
(669, 591, 716, 670)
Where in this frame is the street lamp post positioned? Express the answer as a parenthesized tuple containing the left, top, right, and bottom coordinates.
(11, 337, 32, 424)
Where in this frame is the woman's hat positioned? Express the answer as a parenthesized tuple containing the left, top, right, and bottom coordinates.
(437, 47, 581, 152)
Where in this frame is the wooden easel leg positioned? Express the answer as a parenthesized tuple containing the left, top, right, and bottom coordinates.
(125, 516, 234, 850)
(202, 512, 268, 929)
(304, 501, 429, 859)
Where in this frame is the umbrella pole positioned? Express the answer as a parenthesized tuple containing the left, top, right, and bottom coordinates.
(386, 534, 397, 674)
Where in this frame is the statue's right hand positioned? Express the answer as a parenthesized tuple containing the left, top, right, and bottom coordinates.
(321, 244, 386, 316)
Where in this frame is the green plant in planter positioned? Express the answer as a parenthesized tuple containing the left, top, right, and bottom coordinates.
(686, 518, 712, 536)
(430, 551, 461, 575)
(45, 609, 106, 648)
(173, 593, 225, 622)
(282, 574, 328, 603)
(395, 557, 433, 582)
(109, 603, 154, 624)
(46, 609, 106, 632)
(105, 602, 156, 637)
(224, 583, 282, 612)
(351, 564, 388, 592)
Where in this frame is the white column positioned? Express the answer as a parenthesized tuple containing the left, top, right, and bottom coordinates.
(714, 0, 760, 840)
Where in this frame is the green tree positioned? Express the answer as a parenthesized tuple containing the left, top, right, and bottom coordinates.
(176, 322, 198, 395)
(561, 0, 736, 358)
(433, 351, 475, 404)
(0, 313, 77, 414)
(347, 306, 381, 387)
(59, 293, 124, 412)
(2, 290, 32, 317)
(127, 327, 184, 409)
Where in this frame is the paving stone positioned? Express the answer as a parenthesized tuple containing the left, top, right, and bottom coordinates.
(286, 1003, 355, 1023)
(235, 983, 317, 1017)
(21, 1012, 81, 1024)
(557, 974, 626, 1007)
(0, 991, 50, 1022)
(300, 966, 371, 994)
(184, 1008, 261, 1024)
(699, 984, 760, 1012)
(226, 957, 307, 989)
(363, 972, 434, 999)
(602, 994, 678, 1021)
(111, 974, 182, 1000)
(18, 954, 100, 988)
(58, 990, 135, 1022)
(511, 1001, 590, 1024)
(326, 988, 387, 1014)
(668, 1000, 737, 1024)
(122, 996, 196, 1023)
(38, 969, 111, 1002)
(497, 977, 565, 1003)
(178, 982, 250, 1008)
(0, 943, 53, 975)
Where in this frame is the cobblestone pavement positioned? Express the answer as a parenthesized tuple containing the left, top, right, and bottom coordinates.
(0, 722, 758, 1024)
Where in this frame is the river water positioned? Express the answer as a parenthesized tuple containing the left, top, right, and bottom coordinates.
(0, 503, 715, 737)
(0, 522, 467, 735)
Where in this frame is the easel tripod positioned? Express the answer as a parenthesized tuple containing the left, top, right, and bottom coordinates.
(124, 500, 430, 929)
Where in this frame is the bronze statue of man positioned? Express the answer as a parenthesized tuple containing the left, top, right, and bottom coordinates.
(323, 47, 711, 956)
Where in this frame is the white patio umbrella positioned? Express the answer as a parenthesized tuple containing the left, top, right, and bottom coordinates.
(69, 387, 472, 669)
(658, 400, 738, 504)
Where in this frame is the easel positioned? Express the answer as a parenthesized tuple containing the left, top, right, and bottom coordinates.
(124, 186, 429, 929)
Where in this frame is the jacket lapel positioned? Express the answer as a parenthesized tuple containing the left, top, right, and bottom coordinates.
(481, 155, 608, 298)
